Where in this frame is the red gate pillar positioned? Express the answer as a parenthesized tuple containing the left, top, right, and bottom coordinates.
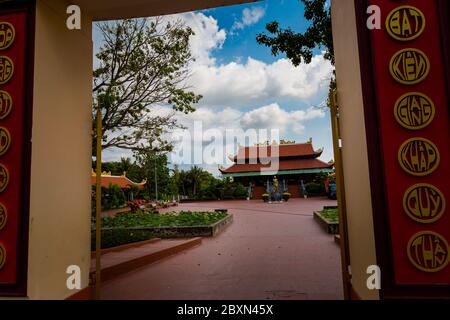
(0, 0, 93, 299)
(332, 0, 450, 299)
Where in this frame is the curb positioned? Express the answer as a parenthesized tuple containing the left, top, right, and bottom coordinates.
(89, 237, 202, 284)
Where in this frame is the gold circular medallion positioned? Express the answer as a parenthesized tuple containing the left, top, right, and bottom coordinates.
(403, 184, 445, 224)
(0, 56, 14, 84)
(386, 6, 426, 42)
(407, 231, 450, 273)
(0, 127, 11, 156)
(398, 138, 440, 176)
(0, 243, 5, 270)
(390, 48, 430, 85)
(0, 90, 12, 120)
(0, 22, 15, 50)
(0, 203, 6, 230)
(394, 93, 435, 130)
(0, 164, 9, 193)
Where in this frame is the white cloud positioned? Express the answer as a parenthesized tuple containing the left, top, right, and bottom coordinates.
(163, 12, 333, 109)
(190, 55, 333, 108)
(232, 6, 266, 31)
(168, 103, 325, 169)
(175, 103, 325, 137)
(179, 12, 226, 66)
(240, 103, 325, 135)
(161, 12, 226, 66)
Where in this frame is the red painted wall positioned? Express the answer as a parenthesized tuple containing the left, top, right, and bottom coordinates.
(369, 0, 450, 285)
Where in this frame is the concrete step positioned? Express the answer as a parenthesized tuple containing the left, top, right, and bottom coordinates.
(90, 237, 202, 283)
(91, 238, 162, 258)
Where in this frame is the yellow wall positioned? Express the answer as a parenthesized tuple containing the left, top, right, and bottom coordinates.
(74, 0, 259, 21)
(27, 0, 93, 299)
(331, 0, 379, 300)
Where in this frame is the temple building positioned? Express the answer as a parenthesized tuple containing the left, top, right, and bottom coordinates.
(91, 170, 146, 200)
(220, 141, 334, 199)
(91, 170, 146, 190)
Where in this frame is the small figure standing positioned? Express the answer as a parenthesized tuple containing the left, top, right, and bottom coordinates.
(301, 180, 307, 199)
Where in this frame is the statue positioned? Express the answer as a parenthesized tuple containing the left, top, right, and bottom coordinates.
(273, 176, 281, 202)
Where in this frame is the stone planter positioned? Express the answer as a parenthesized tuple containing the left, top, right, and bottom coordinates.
(104, 214, 234, 239)
(313, 211, 339, 234)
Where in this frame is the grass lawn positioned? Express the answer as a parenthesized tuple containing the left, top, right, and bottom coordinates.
(319, 208, 339, 223)
(101, 210, 228, 228)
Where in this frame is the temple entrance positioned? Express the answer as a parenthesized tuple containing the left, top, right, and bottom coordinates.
(85, 0, 344, 300)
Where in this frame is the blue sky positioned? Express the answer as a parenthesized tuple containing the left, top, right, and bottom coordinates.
(96, 0, 335, 173)
(204, 0, 310, 65)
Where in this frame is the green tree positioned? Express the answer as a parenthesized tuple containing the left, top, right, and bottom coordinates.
(187, 166, 210, 197)
(256, 0, 333, 66)
(103, 183, 126, 210)
(168, 165, 182, 198)
(135, 150, 171, 200)
(93, 18, 202, 155)
(177, 169, 190, 197)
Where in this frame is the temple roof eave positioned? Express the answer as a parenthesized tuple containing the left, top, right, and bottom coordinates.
(221, 168, 334, 178)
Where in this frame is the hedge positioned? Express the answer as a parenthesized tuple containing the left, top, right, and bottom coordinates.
(91, 228, 154, 250)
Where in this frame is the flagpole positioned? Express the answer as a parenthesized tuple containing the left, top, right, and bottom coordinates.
(95, 105, 102, 300)
(330, 90, 351, 300)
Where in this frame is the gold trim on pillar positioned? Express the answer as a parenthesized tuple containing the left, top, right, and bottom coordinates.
(394, 92, 435, 130)
(407, 231, 450, 273)
(398, 137, 440, 176)
(0, 90, 12, 120)
(0, 164, 9, 193)
(0, 203, 6, 230)
(0, 22, 15, 51)
(0, 243, 5, 270)
(403, 184, 446, 224)
(389, 48, 430, 85)
(0, 56, 14, 84)
(386, 6, 426, 42)
(0, 127, 11, 156)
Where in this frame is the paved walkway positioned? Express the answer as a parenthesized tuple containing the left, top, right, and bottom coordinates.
(101, 207, 130, 218)
(101, 198, 343, 300)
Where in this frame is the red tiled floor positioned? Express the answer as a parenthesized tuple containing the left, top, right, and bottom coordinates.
(101, 197, 343, 300)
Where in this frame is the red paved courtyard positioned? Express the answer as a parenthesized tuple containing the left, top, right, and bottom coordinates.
(101, 197, 343, 300)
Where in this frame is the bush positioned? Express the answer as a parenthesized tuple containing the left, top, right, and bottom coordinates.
(91, 228, 154, 250)
(233, 183, 248, 199)
(305, 182, 325, 196)
(103, 183, 126, 210)
(101, 210, 228, 228)
(262, 193, 269, 202)
(320, 208, 339, 223)
(282, 192, 291, 202)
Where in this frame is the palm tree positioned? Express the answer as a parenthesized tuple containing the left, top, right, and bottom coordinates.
(187, 166, 209, 197)
(117, 157, 132, 175)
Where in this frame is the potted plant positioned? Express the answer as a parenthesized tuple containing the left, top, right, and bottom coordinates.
(262, 193, 270, 202)
(282, 192, 291, 202)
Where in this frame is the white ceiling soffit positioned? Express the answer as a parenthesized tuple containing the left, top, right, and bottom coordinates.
(73, 0, 261, 21)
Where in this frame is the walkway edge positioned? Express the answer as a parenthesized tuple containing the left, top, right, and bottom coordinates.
(90, 238, 161, 258)
(90, 237, 202, 284)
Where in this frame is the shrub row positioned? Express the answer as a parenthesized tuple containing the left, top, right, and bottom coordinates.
(91, 228, 154, 250)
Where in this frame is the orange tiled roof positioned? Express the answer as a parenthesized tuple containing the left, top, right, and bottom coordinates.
(220, 158, 333, 174)
(91, 171, 146, 189)
(232, 143, 322, 161)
